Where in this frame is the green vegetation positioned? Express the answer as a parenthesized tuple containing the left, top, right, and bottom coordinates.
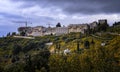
(49, 35, 120, 72)
(0, 37, 51, 72)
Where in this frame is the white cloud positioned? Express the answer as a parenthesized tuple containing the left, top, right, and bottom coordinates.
(0, 0, 23, 14)
(71, 14, 120, 25)
(22, 5, 67, 20)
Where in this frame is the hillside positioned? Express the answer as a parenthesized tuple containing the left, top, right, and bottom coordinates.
(0, 32, 120, 72)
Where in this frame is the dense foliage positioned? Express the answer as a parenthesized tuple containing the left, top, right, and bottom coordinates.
(0, 37, 51, 72)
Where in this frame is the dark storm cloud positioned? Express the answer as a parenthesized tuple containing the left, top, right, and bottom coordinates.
(11, 0, 120, 14)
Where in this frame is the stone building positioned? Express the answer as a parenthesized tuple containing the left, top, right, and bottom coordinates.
(54, 27, 68, 36)
(18, 19, 107, 36)
(98, 19, 107, 24)
(28, 26, 46, 36)
(18, 27, 32, 36)
(89, 21, 98, 29)
(68, 24, 89, 34)
(44, 27, 56, 35)
(44, 27, 68, 36)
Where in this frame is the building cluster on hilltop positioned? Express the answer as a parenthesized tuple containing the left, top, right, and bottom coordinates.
(18, 19, 107, 36)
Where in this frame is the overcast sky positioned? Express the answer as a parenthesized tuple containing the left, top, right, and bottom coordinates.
(0, 0, 120, 37)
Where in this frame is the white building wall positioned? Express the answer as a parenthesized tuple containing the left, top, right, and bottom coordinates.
(55, 27, 68, 36)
